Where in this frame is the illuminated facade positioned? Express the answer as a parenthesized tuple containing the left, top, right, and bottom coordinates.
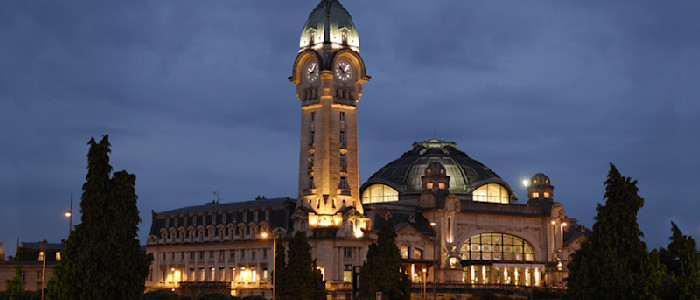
(145, 0, 588, 298)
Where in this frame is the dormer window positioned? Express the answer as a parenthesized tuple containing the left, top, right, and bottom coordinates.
(543, 192, 550, 198)
(533, 192, 540, 198)
(426, 183, 433, 189)
(438, 182, 446, 190)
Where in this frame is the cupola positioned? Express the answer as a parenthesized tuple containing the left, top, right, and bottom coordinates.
(299, 0, 360, 52)
(527, 173, 554, 203)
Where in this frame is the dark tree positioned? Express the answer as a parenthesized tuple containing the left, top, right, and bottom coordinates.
(47, 136, 152, 300)
(6, 268, 22, 300)
(567, 164, 662, 300)
(658, 222, 700, 299)
(273, 239, 287, 299)
(360, 219, 410, 300)
(276, 231, 326, 300)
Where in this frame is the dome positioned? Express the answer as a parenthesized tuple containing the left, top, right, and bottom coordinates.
(299, 0, 360, 52)
(360, 139, 515, 201)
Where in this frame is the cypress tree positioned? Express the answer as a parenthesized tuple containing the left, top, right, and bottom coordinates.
(48, 136, 151, 299)
(360, 219, 409, 300)
(277, 231, 326, 300)
(567, 164, 662, 300)
(658, 222, 700, 299)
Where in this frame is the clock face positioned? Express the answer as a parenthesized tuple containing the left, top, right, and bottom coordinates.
(335, 61, 352, 81)
(305, 61, 319, 82)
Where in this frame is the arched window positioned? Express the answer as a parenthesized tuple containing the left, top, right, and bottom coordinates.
(361, 184, 399, 204)
(472, 183, 509, 204)
(460, 233, 534, 261)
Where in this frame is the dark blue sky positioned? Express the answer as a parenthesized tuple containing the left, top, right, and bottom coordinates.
(1, 0, 699, 257)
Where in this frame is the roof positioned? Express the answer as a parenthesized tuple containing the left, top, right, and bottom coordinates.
(149, 197, 296, 237)
(299, 0, 359, 51)
(361, 139, 513, 198)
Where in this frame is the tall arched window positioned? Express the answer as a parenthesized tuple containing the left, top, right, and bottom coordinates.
(472, 183, 509, 204)
(361, 184, 399, 204)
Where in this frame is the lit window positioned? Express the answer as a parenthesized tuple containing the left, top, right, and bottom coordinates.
(426, 182, 434, 189)
(38, 251, 45, 261)
(472, 183, 509, 204)
(343, 265, 352, 282)
(459, 233, 535, 262)
(543, 192, 550, 198)
(361, 184, 399, 204)
(438, 182, 446, 190)
(533, 192, 539, 198)
(55, 252, 61, 261)
(401, 246, 409, 259)
(413, 248, 423, 259)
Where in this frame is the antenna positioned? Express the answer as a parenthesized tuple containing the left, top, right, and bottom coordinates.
(212, 190, 222, 204)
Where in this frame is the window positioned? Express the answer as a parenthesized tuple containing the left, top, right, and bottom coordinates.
(311, 111, 315, 122)
(344, 265, 352, 282)
(413, 248, 423, 259)
(210, 251, 214, 259)
(56, 252, 61, 261)
(263, 249, 268, 259)
(310, 131, 315, 144)
(340, 154, 346, 168)
(262, 267, 268, 282)
(543, 192, 550, 198)
(162, 253, 166, 261)
(459, 233, 535, 262)
(37, 251, 45, 261)
(401, 246, 409, 259)
(532, 192, 539, 198)
(339, 176, 349, 190)
(190, 252, 195, 260)
(340, 131, 346, 144)
(340, 111, 345, 121)
(199, 268, 205, 281)
(219, 251, 225, 260)
(309, 176, 315, 189)
(219, 268, 225, 281)
(344, 247, 353, 258)
(199, 251, 204, 259)
(472, 183, 509, 204)
(361, 183, 399, 204)
(230, 250, 236, 259)
(426, 182, 433, 189)
(438, 182, 446, 189)
(252, 250, 256, 260)
(241, 250, 245, 259)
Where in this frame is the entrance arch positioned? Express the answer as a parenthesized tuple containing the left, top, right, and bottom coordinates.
(459, 233, 543, 286)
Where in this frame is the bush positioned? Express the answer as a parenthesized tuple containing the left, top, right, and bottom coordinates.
(195, 293, 234, 300)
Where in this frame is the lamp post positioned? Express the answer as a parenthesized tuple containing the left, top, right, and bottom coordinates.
(429, 222, 437, 300)
(261, 231, 275, 300)
(64, 193, 73, 234)
(550, 220, 567, 288)
(39, 240, 46, 300)
(421, 268, 427, 300)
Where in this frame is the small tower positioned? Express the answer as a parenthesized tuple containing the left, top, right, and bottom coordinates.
(422, 162, 450, 193)
(527, 173, 554, 204)
(290, 0, 370, 229)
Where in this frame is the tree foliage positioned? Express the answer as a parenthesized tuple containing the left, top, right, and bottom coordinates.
(6, 268, 22, 300)
(567, 164, 662, 300)
(275, 231, 326, 300)
(657, 222, 700, 300)
(47, 136, 152, 300)
(360, 219, 410, 300)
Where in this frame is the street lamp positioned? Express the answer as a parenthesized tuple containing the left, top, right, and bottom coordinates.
(421, 267, 427, 300)
(429, 222, 437, 300)
(261, 231, 275, 300)
(65, 193, 73, 234)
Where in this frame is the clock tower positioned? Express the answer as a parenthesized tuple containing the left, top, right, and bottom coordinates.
(289, 0, 370, 231)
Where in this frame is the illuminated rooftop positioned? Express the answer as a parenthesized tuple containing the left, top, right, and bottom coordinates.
(299, 0, 359, 52)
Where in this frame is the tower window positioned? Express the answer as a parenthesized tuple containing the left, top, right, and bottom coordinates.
(340, 131, 346, 144)
(310, 131, 315, 145)
(339, 176, 349, 189)
(532, 192, 540, 198)
(311, 111, 315, 122)
(309, 176, 315, 189)
(544, 192, 550, 198)
(438, 182, 446, 190)
(340, 111, 345, 122)
(340, 154, 347, 168)
(426, 183, 433, 190)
